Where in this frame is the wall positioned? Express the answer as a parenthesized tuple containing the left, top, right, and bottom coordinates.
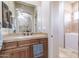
(41, 2, 50, 33)
(37, 2, 50, 33)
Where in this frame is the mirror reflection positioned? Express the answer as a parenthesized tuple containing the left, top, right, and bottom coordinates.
(13, 2, 36, 33)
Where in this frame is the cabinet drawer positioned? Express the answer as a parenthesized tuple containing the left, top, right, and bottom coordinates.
(31, 39, 39, 45)
(18, 40, 31, 47)
(2, 42, 17, 50)
(40, 39, 48, 44)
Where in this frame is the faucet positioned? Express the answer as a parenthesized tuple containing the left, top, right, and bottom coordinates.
(23, 32, 26, 36)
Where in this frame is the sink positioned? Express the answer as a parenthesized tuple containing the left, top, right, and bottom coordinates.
(3, 34, 48, 43)
(14, 35, 32, 39)
(4, 33, 47, 41)
(9, 34, 39, 39)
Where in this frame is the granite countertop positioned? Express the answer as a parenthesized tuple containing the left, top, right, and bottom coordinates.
(3, 34, 48, 43)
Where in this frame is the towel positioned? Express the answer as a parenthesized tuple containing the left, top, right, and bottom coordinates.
(33, 44, 43, 58)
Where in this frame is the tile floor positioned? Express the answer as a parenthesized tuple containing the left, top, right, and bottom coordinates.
(59, 48, 78, 58)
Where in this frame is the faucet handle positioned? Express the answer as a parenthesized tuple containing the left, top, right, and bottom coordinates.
(23, 32, 26, 36)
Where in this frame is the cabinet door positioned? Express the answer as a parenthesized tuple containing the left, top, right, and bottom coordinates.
(1, 46, 32, 58)
(9, 51, 20, 58)
(24, 46, 33, 58)
(19, 46, 31, 58)
(1, 49, 19, 58)
(40, 39, 48, 58)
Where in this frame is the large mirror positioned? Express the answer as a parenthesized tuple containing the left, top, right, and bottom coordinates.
(12, 2, 37, 33)
(15, 8, 32, 32)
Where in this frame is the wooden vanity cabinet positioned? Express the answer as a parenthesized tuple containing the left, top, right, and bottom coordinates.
(0, 38, 48, 58)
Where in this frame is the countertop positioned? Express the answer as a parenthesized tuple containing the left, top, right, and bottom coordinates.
(3, 34, 48, 43)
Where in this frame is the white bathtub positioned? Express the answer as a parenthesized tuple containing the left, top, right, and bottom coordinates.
(65, 33, 78, 52)
(65, 33, 78, 51)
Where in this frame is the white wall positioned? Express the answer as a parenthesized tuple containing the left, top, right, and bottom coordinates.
(37, 2, 50, 33)
(41, 2, 50, 33)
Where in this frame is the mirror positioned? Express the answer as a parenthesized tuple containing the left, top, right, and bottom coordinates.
(15, 8, 32, 32)
(12, 2, 36, 33)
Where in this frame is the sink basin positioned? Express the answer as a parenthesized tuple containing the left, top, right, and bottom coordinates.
(14, 35, 32, 39)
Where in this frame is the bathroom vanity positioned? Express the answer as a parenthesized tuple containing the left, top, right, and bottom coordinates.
(0, 34, 48, 58)
(1, 1, 48, 58)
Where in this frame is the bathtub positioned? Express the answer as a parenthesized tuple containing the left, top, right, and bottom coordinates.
(65, 33, 78, 52)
